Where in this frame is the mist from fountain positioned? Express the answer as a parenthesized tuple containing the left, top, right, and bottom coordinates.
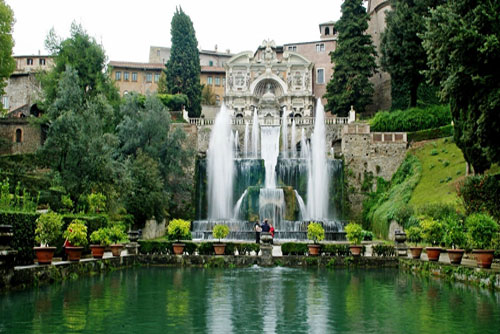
(252, 109, 259, 158)
(281, 108, 288, 159)
(244, 122, 249, 158)
(291, 119, 297, 158)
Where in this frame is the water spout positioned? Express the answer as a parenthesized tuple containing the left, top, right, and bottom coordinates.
(244, 122, 249, 158)
(281, 108, 288, 159)
(291, 119, 297, 158)
(252, 109, 259, 158)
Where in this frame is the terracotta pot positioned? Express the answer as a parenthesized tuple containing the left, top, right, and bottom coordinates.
(426, 247, 441, 261)
(308, 244, 321, 256)
(447, 249, 464, 265)
(214, 243, 226, 255)
(472, 249, 494, 269)
(90, 245, 105, 259)
(349, 245, 363, 256)
(65, 246, 84, 261)
(110, 244, 123, 257)
(409, 247, 423, 259)
(34, 247, 56, 264)
(172, 243, 185, 255)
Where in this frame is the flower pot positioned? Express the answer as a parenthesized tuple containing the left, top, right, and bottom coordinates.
(110, 244, 123, 257)
(90, 245, 105, 259)
(349, 245, 363, 256)
(214, 243, 226, 255)
(308, 244, 321, 256)
(447, 249, 464, 265)
(426, 247, 441, 262)
(472, 249, 494, 269)
(65, 246, 84, 261)
(409, 247, 423, 259)
(172, 243, 185, 255)
(34, 247, 56, 264)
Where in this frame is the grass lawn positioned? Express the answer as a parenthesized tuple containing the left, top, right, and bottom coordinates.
(409, 137, 466, 210)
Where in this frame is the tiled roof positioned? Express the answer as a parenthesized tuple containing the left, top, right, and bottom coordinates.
(109, 61, 165, 70)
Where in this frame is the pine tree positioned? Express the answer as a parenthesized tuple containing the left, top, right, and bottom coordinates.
(0, 0, 15, 110)
(324, 0, 377, 116)
(164, 7, 202, 117)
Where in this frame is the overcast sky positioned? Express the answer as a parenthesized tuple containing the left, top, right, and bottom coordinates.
(6, 0, 344, 62)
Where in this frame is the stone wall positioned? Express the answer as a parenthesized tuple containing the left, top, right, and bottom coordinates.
(0, 119, 42, 155)
(3, 73, 42, 113)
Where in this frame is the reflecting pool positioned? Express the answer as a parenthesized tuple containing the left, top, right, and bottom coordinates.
(1, 267, 499, 333)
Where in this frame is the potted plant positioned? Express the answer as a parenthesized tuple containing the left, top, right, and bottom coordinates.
(420, 218, 444, 261)
(345, 223, 363, 256)
(89, 228, 111, 259)
(307, 222, 325, 256)
(167, 219, 191, 255)
(212, 224, 230, 255)
(34, 212, 63, 264)
(109, 225, 128, 257)
(406, 226, 423, 259)
(63, 219, 88, 261)
(466, 213, 498, 269)
(443, 216, 466, 265)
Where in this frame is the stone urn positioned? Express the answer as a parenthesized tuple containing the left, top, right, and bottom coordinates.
(260, 232, 273, 257)
(394, 230, 408, 256)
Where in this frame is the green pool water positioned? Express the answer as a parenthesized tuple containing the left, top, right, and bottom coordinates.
(1, 267, 499, 333)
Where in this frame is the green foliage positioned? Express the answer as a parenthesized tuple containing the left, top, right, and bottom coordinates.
(166, 218, 191, 242)
(0, 178, 38, 212)
(406, 226, 423, 246)
(361, 177, 389, 230)
(420, 218, 444, 246)
(63, 219, 88, 247)
(87, 192, 106, 214)
(422, 0, 500, 173)
(372, 244, 396, 257)
(370, 105, 451, 132)
(418, 203, 459, 221)
(345, 223, 363, 245)
(465, 213, 498, 250)
(394, 204, 415, 228)
(430, 149, 438, 156)
(201, 85, 216, 105)
(35, 212, 63, 247)
(281, 242, 308, 256)
(109, 225, 128, 244)
(0, 0, 15, 108)
(89, 227, 111, 246)
(212, 224, 229, 242)
(324, 0, 377, 115)
(164, 7, 202, 117)
(362, 230, 374, 241)
(0, 211, 40, 264)
(321, 244, 350, 256)
(235, 243, 260, 255)
(458, 175, 500, 221)
(139, 240, 172, 254)
(442, 216, 466, 249)
(157, 93, 188, 111)
(307, 222, 325, 244)
(60, 194, 73, 212)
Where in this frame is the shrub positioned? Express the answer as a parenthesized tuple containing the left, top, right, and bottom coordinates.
(167, 219, 191, 242)
(418, 203, 459, 221)
(63, 220, 88, 247)
(430, 149, 439, 156)
(139, 240, 171, 254)
(442, 216, 466, 249)
(372, 244, 396, 257)
(35, 212, 63, 247)
(90, 228, 111, 246)
(345, 223, 363, 245)
(407, 125, 454, 142)
(109, 225, 128, 244)
(0, 211, 40, 265)
(87, 192, 106, 214)
(307, 222, 325, 244)
(371, 105, 451, 132)
(406, 226, 423, 246)
(213, 224, 230, 243)
(235, 243, 260, 255)
(394, 204, 415, 228)
(321, 244, 350, 256)
(420, 218, 444, 246)
(465, 213, 498, 249)
(458, 175, 500, 220)
(362, 230, 374, 241)
(281, 242, 308, 255)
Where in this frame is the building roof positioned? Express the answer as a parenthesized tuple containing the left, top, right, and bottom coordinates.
(201, 66, 225, 73)
(283, 38, 337, 46)
(200, 49, 234, 57)
(319, 21, 336, 26)
(109, 61, 164, 70)
(13, 55, 52, 58)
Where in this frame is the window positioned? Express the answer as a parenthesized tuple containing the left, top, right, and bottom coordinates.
(124, 72, 129, 81)
(316, 43, 325, 52)
(115, 71, 122, 81)
(288, 46, 296, 51)
(39, 58, 46, 65)
(15, 129, 22, 143)
(2, 96, 8, 109)
(154, 73, 160, 82)
(317, 68, 325, 84)
(132, 72, 138, 82)
(146, 73, 152, 82)
(215, 77, 220, 86)
(325, 27, 330, 35)
(209, 60, 214, 66)
(207, 76, 213, 85)
(27, 58, 33, 65)
(222, 78, 226, 87)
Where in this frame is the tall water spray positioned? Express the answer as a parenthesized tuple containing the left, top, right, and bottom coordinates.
(244, 122, 249, 158)
(291, 119, 297, 158)
(207, 104, 234, 219)
(252, 110, 259, 158)
(260, 126, 281, 188)
(281, 108, 288, 159)
(306, 99, 329, 220)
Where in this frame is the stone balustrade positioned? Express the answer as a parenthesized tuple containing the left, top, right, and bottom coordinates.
(189, 116, 350, 126)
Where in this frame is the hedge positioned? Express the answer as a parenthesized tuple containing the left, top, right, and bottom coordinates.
(138, 241, 259, 256)
(372, 244, 396, 257)
(371, 105, 451, 132)
(321, 244, 350, 256)
(458, 174, 500, 221)
(281, 242, 308, 255)
(407, 125, 454, 142)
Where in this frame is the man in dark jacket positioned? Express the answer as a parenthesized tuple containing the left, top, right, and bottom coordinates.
(261, 219, 270, 233)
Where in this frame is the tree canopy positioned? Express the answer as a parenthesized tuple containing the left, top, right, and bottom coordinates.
(422, 0, 500, 173)
(164, 7, 202, 117)
(324, 0, 377, 116)
(0, 0, 15, 109)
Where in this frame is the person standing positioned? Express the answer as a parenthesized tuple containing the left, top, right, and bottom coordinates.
(261, 219, 270, 233)
(269, 223, 275, 244)
(255, 221, 262, 244)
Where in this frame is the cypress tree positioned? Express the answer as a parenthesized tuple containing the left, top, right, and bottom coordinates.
(324, 0, 377, 116)
(164, 7, 202, 117)
(0, 0, 15, 109)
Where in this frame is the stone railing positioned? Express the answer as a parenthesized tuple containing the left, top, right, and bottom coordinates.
(189, 116, 350, 126)
(371, 132, 407, 143)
